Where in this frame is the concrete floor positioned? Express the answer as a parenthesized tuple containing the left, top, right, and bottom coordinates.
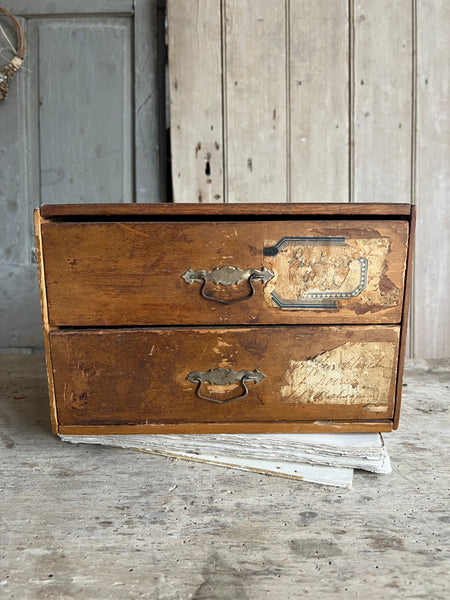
(1, 354, 449, 599)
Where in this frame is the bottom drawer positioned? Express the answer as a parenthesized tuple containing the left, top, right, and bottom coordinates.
(49, 326, 400, 434)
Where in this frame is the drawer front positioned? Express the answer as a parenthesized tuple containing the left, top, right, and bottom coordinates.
(42, 220, 408, 326)
(50, 326, 400, 427)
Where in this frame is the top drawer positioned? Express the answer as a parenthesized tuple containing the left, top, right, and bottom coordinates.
(40, 216, 409, 326)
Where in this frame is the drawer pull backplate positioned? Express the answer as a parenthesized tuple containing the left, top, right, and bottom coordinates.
(187, 367, 266, 404)
(182, 266, 274, 305)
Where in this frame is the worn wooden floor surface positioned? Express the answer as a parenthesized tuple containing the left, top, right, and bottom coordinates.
(1, 355, 449, 599)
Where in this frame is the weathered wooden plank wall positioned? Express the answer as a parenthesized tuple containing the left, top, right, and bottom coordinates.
(290, 1, 349, 204)
(168, 0, 415, 206)
(225, 0, 287, 204)
(0, 0, 160, 351)
(168, 0, 450, 359)
(168, 0, 223, 203)
(352, 0, 413, 206)
(414, 0, 450, 359)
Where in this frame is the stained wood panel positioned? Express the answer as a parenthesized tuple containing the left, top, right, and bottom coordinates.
(352, 0, 413, 204)
(40, 219, 409, 326)
(168, 0, 223, 203)
(414, 0, 450, 358)
(39, 202, 412, 217)
(290, 0, 349, 203)
(50, 326, 400, 428)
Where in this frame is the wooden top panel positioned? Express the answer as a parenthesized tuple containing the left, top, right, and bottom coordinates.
(39, 202, 413, 218)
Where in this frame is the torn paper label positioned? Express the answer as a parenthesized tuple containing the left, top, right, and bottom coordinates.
(264, 236, 399, 310)
(280, 342, 396, 405)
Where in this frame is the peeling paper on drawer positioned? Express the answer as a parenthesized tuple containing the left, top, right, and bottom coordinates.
(263, 236, 400, 311)
(280, 341, 396, 406)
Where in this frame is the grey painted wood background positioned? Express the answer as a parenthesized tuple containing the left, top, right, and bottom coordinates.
(0, 0, 160, 352)
(0, 0, 449, 359)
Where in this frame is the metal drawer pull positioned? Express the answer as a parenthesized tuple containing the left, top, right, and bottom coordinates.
(181, 266, 274, 305)
(187, 367, 265, 404)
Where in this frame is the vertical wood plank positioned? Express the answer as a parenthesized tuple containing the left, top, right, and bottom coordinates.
(37, 18, 133, 205)
(353, 0, 413, 204)
(225, 0, 287, 203)
(414, 0, 450, 358)
(168, 0, 223, 203)
(156, 0, 168, 203)
(135, 0, 160, 203)
(26, 20, 43, 243)
(290, 0, 349, 203)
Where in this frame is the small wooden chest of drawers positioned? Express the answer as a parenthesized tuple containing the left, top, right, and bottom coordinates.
(34, 203, 415, 435)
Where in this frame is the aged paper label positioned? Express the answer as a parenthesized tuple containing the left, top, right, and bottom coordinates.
(280, 341, 396, 406)
(264, 236, 399, 310)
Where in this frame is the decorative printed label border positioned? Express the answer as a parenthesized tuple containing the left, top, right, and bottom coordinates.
(265, 236, 369, 310)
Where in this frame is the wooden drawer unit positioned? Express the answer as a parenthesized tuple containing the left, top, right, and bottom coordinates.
(35, 203, 415, 435)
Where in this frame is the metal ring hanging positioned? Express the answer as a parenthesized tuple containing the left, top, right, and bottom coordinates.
(0, 7, 26, 101)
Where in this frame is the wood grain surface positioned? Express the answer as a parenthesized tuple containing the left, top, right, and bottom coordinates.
(168, 0, 224, 204)
(414, 0, 450, 358)
(58, 421, 393, 435)
(394, 205, 416, 428)
(39, 202, 412, 217)
(41, 219, 409, 326)
(50, 325, 400, 431)
(224, 0, 287, 204)
(290, 0, 349, 204)
(167, 1, 415, 206)
(353, 0, 413, 205)
(34, 210, 58, 433)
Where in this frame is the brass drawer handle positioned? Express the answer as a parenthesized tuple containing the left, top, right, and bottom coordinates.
(181, 266, 274, 305)
(187, 367, 265, 404)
